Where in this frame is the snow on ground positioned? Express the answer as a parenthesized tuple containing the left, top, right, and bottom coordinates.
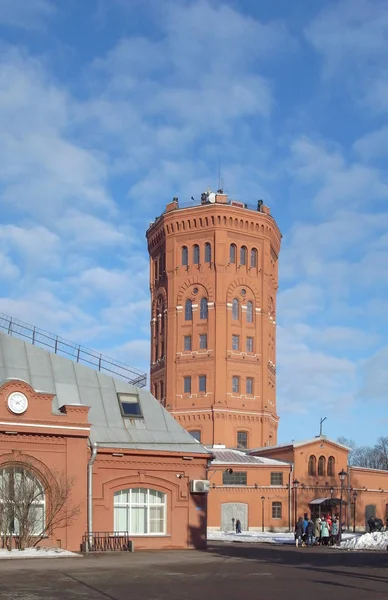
(340, 531, 388, 551)
(208, 530, 357, 546)
(0, 547, 81, 559)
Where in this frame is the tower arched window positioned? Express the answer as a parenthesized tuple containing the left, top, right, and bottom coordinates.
(318, 456, 326, 477)
(185, 299, 193, 321)
(240, 246, 247, 265)
(193, 245, 200, 265)
(246, 301, 253, 323)
(232, 299, 239, 320)
(230, 244, 236, 264)
(204, 243, 211, 263)
(200, 298, 208, 320)
(327, 456, 335, 477)
(308, 455, 316, 476)
(250, 248, 257, 268)
(182, 246, 188, 266)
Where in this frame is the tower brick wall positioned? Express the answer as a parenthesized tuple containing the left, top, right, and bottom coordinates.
(146, 193, 282, 450)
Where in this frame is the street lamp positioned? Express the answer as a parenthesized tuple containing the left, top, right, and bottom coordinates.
(261, 496, 265, 532)
(294, 479, 300, 530)
(352, 491, 358, 533)
(338, 469, 347, 544)
(330, 487, 334, 499)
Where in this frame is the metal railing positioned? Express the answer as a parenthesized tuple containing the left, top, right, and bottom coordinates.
(82, 531, 134, 552)
(0, 313, 146, 387)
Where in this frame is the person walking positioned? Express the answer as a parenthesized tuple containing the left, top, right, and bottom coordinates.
(331, 517, 339, 545)
(235, 518, 242, 534)
(306, 518, 315, 547)
(295, 517, 304, 547)
(320, 517, 330, 546)
(314, 517, 321, 545)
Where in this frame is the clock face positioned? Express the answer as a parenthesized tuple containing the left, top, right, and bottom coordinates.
(7, 392, 28, 415)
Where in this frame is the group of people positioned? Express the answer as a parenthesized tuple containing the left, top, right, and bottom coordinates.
(367, 516, 388, 532)
(295, 513, 342, 547)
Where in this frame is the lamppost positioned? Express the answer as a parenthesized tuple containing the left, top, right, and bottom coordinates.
(330, 487, 334, 499)
(338, 469, 347, 544)
(294, 479, 300, 530)
(352, 491, 358, 533)
(261, 496, 265, 532)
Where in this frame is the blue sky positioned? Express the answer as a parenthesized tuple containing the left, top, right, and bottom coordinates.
(0, 0, 387, 446)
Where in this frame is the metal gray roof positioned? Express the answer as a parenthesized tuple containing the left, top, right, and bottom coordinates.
(0, 332, 209, 454)
(209, 448, 289, 466)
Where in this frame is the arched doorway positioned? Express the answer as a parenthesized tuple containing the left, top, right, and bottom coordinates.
(221, 502, 248, 532)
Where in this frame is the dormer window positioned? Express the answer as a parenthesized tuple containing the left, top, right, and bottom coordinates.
(118, 393, 142, 417)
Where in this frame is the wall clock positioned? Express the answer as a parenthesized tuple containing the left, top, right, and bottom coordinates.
(7, 392, 28, 415)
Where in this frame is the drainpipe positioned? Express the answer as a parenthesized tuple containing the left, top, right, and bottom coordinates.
(87, 441, 98, 552)
(288, 463, 294, 532)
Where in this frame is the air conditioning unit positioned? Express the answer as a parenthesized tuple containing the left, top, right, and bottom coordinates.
(190, 480, 210, 494)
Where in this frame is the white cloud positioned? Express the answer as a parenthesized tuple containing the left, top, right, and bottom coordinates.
(353, 126, 388, 160)
(305, 0, 388, 112)
(0, 0, 55, 29)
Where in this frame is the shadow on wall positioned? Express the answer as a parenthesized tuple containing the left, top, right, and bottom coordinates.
(188, 494, 207, 550)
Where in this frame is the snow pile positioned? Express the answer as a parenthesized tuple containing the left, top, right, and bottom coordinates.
(340, 531, 388, 551)
(0, 547, 81, 559)
(208, 530, 294, 545)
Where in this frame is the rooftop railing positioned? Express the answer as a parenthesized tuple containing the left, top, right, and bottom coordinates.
(0, 313, 147, 387)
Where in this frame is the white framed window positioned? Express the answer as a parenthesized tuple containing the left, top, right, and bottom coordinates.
(114, 488, 166, 535)
(229, 244, 236, 263)
(0, 467, 45, 537)
(246, 377, 253, 395)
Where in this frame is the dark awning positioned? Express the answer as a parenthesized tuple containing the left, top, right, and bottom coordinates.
(309, 497, 348, 506)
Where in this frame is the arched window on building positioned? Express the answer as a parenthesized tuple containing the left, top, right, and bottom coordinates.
(229, 244, 236, 263)
(182, 246, 188, 266)
(232, 298, 239, 320)
(308, 455, 316, 476)
(318, 456, 326, 477)
(114, 488, 166, 535)
(327, 456, 335, 477)
(204, 243, 211, 263)
(250, 248, 258, 268)
(185, 299, 193, 321)
(200, 298, 208, 320)
(0, 467, 45, 537)
(246, 301, 253, 323)
(193, 245, 200, 265)
(240, 246, 247, 265)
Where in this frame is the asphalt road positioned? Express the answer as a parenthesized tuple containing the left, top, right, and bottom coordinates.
(0, 542, 387, 600)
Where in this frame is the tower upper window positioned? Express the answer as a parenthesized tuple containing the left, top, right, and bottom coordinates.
(185, 299, 193, 321)
(182, 246, 188, 266)
(229, 244, 236, 264)
(240, 246, 247, 265)
(327, 456, 335, 477)
(205, 243, 211, 263)
(246, 301, 253, 323)
(232, 298, 239, 320)
(250, 248, 257, 268)
(200, 298, 208, 320)
(193, 245, 200, 265)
